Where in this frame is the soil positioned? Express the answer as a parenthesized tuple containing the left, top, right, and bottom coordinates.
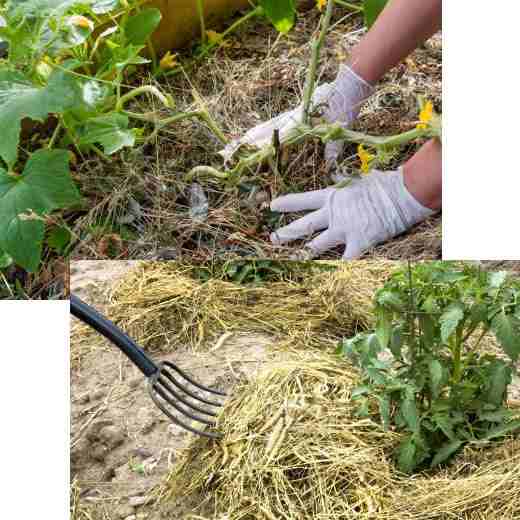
(70, 262, 277, 519)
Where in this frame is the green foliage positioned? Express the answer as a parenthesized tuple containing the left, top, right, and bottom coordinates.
(258, 0, 296, 34)
(363, 0, 389, 28)
(0, 149, 81, 271)
(0, 0, 169, 270)
(339, 262, 520, 474)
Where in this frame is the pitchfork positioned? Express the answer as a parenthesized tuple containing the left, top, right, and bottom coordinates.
(70, 295, 226, 439)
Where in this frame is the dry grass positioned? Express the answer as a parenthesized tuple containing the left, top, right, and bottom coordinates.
(70, 5, 442, 262)
(161, 351, 520, 520)
(90, 260, 398, 351)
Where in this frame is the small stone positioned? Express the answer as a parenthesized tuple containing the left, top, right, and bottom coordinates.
(79, 393, 90, 405)
(132, 447, 153, 459)
(116, 503, 134, 519)
(128, 377, 142, 389)
(90, 444, 107, 462)
(91, 389, 106, 400)
(129, 496, 147, 507)
(98, 425, 125, 450)
(136, 513, 148, 520)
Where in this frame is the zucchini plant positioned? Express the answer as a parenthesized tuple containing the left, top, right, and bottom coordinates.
(339, 262, 520, 474)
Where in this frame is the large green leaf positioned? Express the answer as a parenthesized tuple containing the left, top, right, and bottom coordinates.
(0, 149, 81, 271)
(440, 303, 465, 343)
(492, 311, 520, 362)
(483, 359, 512, 407)
(259, 0, 296, 34)
(124, 8, 162, 45)
(430, 440, 462, 468)
(364, 0, 389, 28)
(428, 359, 444, 400)
(0, 70, 83, 168)
(375, 307, 392, 350)
(76, 113, 136, 154)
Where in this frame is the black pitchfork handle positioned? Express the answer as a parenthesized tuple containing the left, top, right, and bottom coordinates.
(70, 294, 158, 378)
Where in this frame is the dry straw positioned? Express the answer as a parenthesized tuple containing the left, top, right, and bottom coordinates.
(103, 260, 398, 351)
(161, 352, 520, 520)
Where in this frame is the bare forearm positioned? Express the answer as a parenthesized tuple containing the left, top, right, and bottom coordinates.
(348, 0, 442, 84)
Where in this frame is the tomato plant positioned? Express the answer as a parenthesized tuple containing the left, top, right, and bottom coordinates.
(339, 262, 520, 473)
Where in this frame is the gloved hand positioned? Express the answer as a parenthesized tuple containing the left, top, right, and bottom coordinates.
(270, 168, 436, 259)
(220, 64, 374, 164)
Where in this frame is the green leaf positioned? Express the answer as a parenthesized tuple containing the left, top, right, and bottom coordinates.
(491, 311, 520, 362)
(0, 250, 13, 269)
(432, 413, 456, 441)
(419, 315, 436, 349)
(440, 303, 465, 343)
(47, 225, 71, 254)
(401, 390, 419, 433)
(397, 436, 418, 474)
(488, 271, 508, 289)
(428, 359, 444, 400)
(124, 8, 162, 45)
(259, 0, 296, 34)
(376, 289, 404, 310)
(478, 408, 513, 423)
(76, 113, 136, 154)
(375, 307, 392, 350)
(430, 440, 462, 468)
(483, 360, 512, 407)
(389, 325, 403, 359)
(0, 70, 83, 168)
(0, 149, 81, 271)
(483, 419, 520, 440)
(91, 0, 120, 14)
(363, 0, 389, 28)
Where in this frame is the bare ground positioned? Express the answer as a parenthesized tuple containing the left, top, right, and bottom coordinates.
(70, 5, 442, 262)
(70, 262, 280, 519)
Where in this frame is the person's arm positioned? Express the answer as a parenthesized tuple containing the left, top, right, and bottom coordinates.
(348, 0, 442, 85)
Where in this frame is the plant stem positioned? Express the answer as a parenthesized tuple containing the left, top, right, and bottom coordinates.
(196, 0, 207, 46)
(47, 121, 62, 149)
(116, 85, 173, 111)
(334, 0, 363, 12)
(407, 261, 416, 366)
(302, 0, 335, 125)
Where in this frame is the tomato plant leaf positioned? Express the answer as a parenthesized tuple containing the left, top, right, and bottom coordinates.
(124, 8, 162, 45)
(375, 307, 392, 350)
(364, 0, 389, 28)
(430, 439, 462, 468)
(428, 359, 444, 400)
(483, 360, 512, 407)
(0, 250, 13, 269)
(401, 390, 419, 433)
(491, 311, 520, 362)
(259, 0, 296, 34)
(0, 69, 82, 168)
(440, 303, 464, 343)
(488, 271, 508, 289)
(483, 419, 520, 440)
(0, 149, 81, 271)
(76, 113, 136, 154)
(397, 435, 418, 474)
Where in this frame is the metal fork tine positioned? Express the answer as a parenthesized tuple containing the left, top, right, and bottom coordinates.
(151, 380, 216, 426)
(162, 361, 227, 397)
(149, 382, 222, 440)
(156, 374, 219, 418)
(160, 366, 223, 408)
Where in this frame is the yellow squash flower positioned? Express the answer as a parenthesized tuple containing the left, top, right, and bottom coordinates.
(206, 30, 230, 47)
(417, 100, 433, 130)
(358, 144, 375, 174)
(159, 51, 178, 70)
(316, 0, 327, 11)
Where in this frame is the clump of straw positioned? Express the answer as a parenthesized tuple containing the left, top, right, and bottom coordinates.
(161, 352, 520, 520)
(105, 260, 398, 350)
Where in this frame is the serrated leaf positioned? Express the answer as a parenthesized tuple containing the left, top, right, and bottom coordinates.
(364, 0, 389, 28)
(124, 8, 162, 45)
(430, 440, 462, 468)
(401, 390, 419, 433)
(483, 419, 520, 440)
(397, 436, 418, 474)
(491, 311, 520, 362)
(76, 113, 136, 154)
(375, 307, 392, 350)
(259, 0, 296, 34)
(440, 303, 465, 343)
(432, 413, 456, 441)
(0, 149, 81, 271)
(429, 359, 444, 400)
(0, 70, 83, 168)
(478, 408, 513, 423)
(483, 359, 512, 407)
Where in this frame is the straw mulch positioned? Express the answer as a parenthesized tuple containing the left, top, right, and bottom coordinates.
(101, 261, 399, 351)
(161, 352, 520, 520)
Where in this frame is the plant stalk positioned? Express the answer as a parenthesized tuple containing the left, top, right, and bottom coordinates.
(116, 85, 173, 111)
(302, 0, 335, 125)
(196, 0, 207, 46)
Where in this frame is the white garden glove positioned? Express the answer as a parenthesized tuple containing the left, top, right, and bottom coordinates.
(270, 168, 436, 259)
(219, 64, 374, 164)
